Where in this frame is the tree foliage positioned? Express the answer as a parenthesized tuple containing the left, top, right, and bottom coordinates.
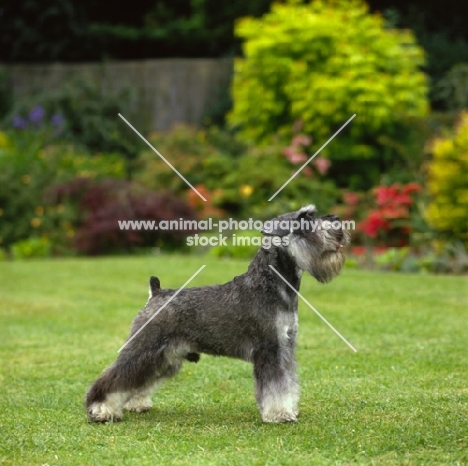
(228, 0, 429, 188)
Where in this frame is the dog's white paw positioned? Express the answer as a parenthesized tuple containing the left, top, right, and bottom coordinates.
(262, 410, 297, 423)
(124, 395, 153, 413)
(87, 392, 127, 422)
(87, 402, 123, 423)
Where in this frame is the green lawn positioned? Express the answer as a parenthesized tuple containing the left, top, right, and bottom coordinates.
(0, 255, 467, 465)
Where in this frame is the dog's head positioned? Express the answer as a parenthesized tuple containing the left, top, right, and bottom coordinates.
(262, 205, 351, 283)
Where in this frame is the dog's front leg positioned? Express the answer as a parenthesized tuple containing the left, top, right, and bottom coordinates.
(253, 345, 298, 423)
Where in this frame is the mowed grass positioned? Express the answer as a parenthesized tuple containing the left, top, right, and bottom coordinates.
(0, 255, 467, 465)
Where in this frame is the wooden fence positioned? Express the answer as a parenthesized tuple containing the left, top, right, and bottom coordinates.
(0, 59, 233, 131)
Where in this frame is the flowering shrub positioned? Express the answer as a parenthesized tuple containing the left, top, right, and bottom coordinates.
(335, 183, 422, 248)
(134, 123, 339, 220)
(0, 120, 126, 253)
(50, 178, 198, 255)
(425, 112, 468, 246)
(7, 78, 136, 158)
(11, 105, 65, 134)
(229, 0, 428, 189)
(358, 183, 423, 243)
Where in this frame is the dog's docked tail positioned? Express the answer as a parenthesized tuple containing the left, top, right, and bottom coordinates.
(149, 276, 161, 298)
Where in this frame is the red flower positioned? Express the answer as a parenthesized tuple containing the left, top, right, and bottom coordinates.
(358, 211, 390, 238)
(351, 246, 366, 256)
(380, 205, 409, 219)
(392, 193, 413, 206)
(401, 182, 423, 194)
(374, 185, 399, 205)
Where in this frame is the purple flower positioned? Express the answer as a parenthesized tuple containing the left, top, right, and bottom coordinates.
(12, 115, 28, 129)
(51, 113, 65, 128)
(29, 106, 45, 125)
(51, 113, 65, 136)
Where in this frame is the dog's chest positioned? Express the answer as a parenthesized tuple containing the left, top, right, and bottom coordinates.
(276, 311, 298, 344)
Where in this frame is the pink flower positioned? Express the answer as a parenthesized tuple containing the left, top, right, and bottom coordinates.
(292, 134, 312, 147)
(282, 147, 307, 164)
(343, 191, 360, 206)
(289, 152, 307, 164)
(313, 157, 331, 175)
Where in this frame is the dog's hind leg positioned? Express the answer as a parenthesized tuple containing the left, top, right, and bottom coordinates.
(86, 343, 183, 422)
(123, 357, 183, 414)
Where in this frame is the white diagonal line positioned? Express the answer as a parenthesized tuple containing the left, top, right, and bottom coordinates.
(117, 265, 207, 353)
(269, 265, 357, 352)
(118, 113, 207, 202)
(268, 114, 356, 201)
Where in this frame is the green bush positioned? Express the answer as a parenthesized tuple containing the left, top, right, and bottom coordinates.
(434, 63, 468, 111)
(0, 127, 126, 252)
(11, 237, 52, 260)
(7, 78, 137, 160)
(425, 111, 468, 246)
(228, 0, 428, 189)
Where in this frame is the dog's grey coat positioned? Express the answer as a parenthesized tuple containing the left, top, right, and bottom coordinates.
(86, 205, 349, 423)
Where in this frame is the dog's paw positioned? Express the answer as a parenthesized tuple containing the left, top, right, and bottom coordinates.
(124, 396, 153, 413)
(262, 411, 297, 423)
(87, 402, 123, 423)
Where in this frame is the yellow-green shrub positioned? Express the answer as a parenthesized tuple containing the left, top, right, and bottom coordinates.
(425, 112, 468, 245)
(228, 0, 428, 189)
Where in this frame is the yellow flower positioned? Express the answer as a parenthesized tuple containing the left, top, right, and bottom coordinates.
(21, 175, 31, 184)
(35, 206, 44, 216)
(31, 218, 41, 228)
(240, 184, 254, 197)
(57, 204, 65, 213)
(66, 229, 75, 238)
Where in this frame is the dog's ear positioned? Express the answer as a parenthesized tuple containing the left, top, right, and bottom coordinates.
(149, 276, 161, 297)
(296, 204, 317, 226)
(261, 205, 317, 237)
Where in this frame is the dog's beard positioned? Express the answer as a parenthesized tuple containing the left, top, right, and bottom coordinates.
(289, 232, 348, 284)
(310, 250, 346, 284)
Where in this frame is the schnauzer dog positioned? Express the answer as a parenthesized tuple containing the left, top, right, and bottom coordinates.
(86, 205, 350, 423)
